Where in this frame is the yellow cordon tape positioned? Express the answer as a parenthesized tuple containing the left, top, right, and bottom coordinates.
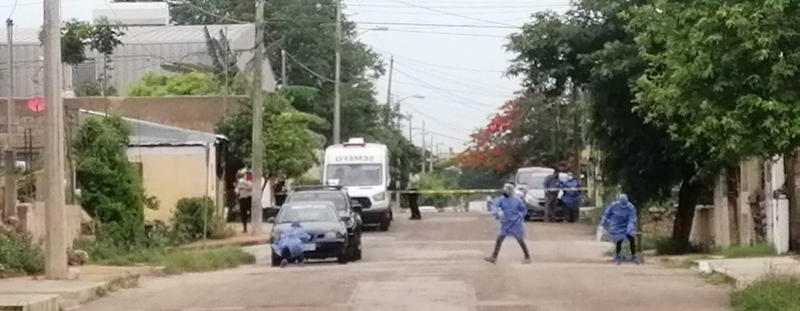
(391, 188, 589, 194)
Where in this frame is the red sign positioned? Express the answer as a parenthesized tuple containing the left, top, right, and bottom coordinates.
(27, 96, 44, 112)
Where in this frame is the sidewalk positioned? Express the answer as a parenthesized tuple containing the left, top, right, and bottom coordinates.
(694, 256, 800, 288)
(179, 223, 269, 250)
(0, 265, 163, 311)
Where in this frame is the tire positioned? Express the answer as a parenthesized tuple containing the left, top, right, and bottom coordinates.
(337, 250, 349, 264)
(353, 247, 362, 261)
(379, 219, 390, 231)
(271, 251, 281, 267)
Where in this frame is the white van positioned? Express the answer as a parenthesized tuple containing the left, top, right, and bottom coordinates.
(323, 138, 392, 231)
(514, 167, 555, 196)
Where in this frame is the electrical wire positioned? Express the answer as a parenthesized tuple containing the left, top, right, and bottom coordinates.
(386, 0, 519, 27)
(7, 0, 19, 19)
(394, 62, 516, 94)
(357, 28, 507, 38)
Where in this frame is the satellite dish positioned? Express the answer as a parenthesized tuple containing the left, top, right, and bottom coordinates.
(27, 96, 44, 112)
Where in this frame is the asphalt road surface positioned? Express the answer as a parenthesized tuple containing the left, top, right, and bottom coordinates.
(77, 212, 729, 311)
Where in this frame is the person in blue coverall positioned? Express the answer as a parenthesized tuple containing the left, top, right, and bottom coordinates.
(272, 221, 311, 268)
(561, 173, 582, 219)
(600, 194, 639, 264)
(484, 183, 532, 264)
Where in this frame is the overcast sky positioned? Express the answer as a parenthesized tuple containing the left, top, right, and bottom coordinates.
(0, 0, 570, 153)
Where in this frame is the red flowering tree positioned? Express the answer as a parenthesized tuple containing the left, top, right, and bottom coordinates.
(457, 93, 582, 174)
(457, 100, 521, 174)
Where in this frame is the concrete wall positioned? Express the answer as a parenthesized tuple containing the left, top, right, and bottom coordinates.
(128, 144, 216, 223)
(0, 96, 245, 151)
(16, 203, 85, 247)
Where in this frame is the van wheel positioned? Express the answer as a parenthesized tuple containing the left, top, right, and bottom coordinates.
(337, 250, 349, 264)
(379, 218, 390, 231)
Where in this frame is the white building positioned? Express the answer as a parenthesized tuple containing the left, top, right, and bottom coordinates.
(0, 2, 276, 98)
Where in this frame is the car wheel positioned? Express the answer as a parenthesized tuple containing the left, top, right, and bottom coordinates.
(337, 250, 349, 264)
(379, 218, 390, 231)
(271, 251, 281, 267)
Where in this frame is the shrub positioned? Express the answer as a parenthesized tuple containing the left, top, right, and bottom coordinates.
(172, 197, 232, 243)
(418, 173, 457, 207)
(0, 232, 44, 274)
(655, 237, 707, 255)
(731, 275, 800, 311)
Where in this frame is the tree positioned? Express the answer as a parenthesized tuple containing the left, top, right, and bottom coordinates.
(169, 0, 385, 142)
(628, 0, 800, 250)
(126, 72, 219, 96)
(215, 86, 326, 180)
(458, 92, 581, 175)
(72, 115, 158, 249)
(505, 0, 711, 247)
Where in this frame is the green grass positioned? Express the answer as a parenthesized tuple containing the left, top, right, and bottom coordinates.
(731, 275, 800, 311)
(162, 247, 256, 274)
(721, 243, 777, 259)
(0, 232, 44, 275)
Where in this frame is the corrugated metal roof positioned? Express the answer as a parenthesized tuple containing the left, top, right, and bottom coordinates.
(0, 24, 254, 45)
(78, 109, 226, 145)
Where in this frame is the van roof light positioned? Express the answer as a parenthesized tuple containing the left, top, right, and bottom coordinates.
(344, 137, 366, 146)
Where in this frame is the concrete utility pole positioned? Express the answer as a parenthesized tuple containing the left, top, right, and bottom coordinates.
(420, 120, 426, 174)
(385, 56, 393, 126)
(43, 0, 68, 279)
(407, 115, 412, 141)
(281, 49, 287, 88)
(428, 138, 434, 173)
(4, 18, 17, 219)
(332, 0, 342, 144)
(250, 0, 265, 235)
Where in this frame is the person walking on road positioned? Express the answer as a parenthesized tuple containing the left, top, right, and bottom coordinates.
(600, 194, 639, 265)
(543, 170, 561, 222)
(272, 221, 311, 268)
(235, 170, 253, 233)
(407, 173, 421, 220)
(484, 183, 531, 264)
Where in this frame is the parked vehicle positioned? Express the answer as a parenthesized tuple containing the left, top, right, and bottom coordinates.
(269, 202, 350, 266)
(323, 138, 392, 231)
(284, 185, 363, 261)
(521, 173, 569, 221)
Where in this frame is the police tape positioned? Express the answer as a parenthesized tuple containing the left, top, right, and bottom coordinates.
(275, 187, 589, 195)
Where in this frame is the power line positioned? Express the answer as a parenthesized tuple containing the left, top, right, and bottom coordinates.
(356, 21, 518, 29)
(394, 62, 516, 94)
(405, 104, 471, 133)
(386, 0, 519, 27)
(372, 49, 506, 73)
(358, 28, 507, 38)
(391, 69, 498, 113)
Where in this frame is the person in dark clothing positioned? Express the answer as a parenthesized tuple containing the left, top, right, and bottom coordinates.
(542, 171, 561, 222)
(408, 174, 421, 220)
(274, 180, 287, 207)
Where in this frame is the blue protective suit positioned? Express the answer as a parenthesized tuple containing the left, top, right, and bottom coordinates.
(491, 194, 527, 238)
(271, 222, 311, 258)
(600, 195, 637, 243)
(561, 179, 582, 208)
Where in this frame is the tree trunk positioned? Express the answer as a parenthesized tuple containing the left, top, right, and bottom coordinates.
(784, 152, 800, 252)
(672, 168, 703, 244)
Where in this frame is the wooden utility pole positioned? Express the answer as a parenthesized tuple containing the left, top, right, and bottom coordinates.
(250, 0, 265, 235)
(43, 0, 68, 279)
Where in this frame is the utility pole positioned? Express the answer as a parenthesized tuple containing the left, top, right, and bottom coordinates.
(281, 49, 287, 88)
(407, 115, 412, 141)
(43, 0, 68, 279)
(4, 18, 17, 219)
(332, 0, 342, 144)
(385, 56, 393, 126)
(250, 0, 265, 235)
(420, 120, 426, 174)
(428, 138, 434, 172)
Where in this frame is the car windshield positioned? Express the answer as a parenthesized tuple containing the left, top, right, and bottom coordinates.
(526, 175, 547, 189)
(516, 172, 533, 185)
(276, 205, 338, 224)
(326, 164, 382, 186)
(287, 192, 347, 211)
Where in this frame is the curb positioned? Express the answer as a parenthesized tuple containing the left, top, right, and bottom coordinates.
(177, 238, 269, 250)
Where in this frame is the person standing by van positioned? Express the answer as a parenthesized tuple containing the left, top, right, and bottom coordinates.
(407, 173, 421, 220)
(235, 170, 253, 233)
(542, 170, 561, 222)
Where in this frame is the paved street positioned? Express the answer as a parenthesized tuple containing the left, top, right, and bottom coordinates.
(77, 213, 728, 311)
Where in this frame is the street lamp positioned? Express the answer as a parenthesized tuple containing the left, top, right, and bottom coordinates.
(334, 24, 389, 144)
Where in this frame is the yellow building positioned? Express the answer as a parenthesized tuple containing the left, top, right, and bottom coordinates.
(80, 110, 224, 223)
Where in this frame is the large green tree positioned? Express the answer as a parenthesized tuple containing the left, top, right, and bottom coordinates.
(505, 0, 711, 246)
(169, 0, 384, 142)
(629, 0, 800, 250)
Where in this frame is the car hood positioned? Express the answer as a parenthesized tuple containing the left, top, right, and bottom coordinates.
(273, 222, 344, 234)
